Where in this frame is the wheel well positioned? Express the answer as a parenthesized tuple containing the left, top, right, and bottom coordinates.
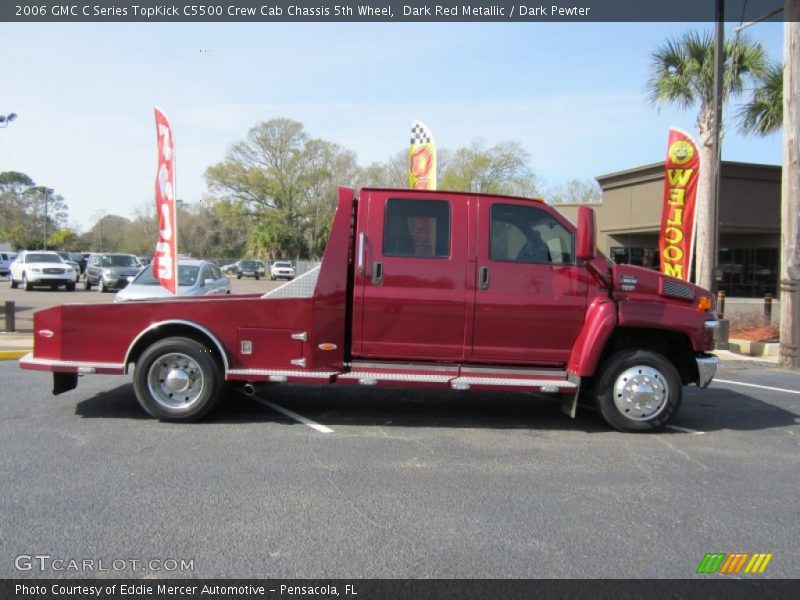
(124, 323, 228, 374)
(599, 328, 698, 385)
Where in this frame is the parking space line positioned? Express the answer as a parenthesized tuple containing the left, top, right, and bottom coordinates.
(714, 379, 800, 396)
(250, 394, 334, 433)
(665, 425, 705, 434)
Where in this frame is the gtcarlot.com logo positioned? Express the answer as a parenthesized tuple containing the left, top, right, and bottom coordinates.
(696, 552, 773, 575)
(15, 554, 194, 573)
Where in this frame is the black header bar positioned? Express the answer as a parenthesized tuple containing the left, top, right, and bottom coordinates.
(2, 0, 794, 23)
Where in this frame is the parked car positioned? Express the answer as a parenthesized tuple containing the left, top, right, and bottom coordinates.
(221, 261, 239, 275)
(270, 261, 296, 280)
(114, 260, 231, 302)
(0, 251, 17, 277)
(254, 260, 267, 276)
(84, 253, 142, 292)
(8, 251, 77, 291)
(56, 253, 82, 282)
(235, 260, 261, 280)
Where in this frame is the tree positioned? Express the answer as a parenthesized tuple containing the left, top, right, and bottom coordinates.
(205, 118, 359, 257)
(0, 172, 69, 249)
(439, 139, 540, 197)
(547, 178, 602, 204)
(738, 62, 783, 135)
(646, 30, 769, 291)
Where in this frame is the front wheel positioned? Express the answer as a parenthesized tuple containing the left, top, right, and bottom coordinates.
(133, 336, 224, 421)
(592, 350, 682, 433)
(98, 279, 107, 293)
(23, 273, 32, 291)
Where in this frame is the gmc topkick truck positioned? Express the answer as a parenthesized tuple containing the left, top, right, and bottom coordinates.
(19, 187, 719, 432)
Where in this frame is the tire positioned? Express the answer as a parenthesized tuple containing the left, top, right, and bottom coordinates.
(592, 349, 682, 433)
(23, 273, 32, 291)
(98, 279, 107, 293)
(10, 276, 18, 289)
(66, 281, 76, 291)
(255, 274, 260, 280)
(236, 273, 242, 280)
(270, 276, 276, 281)
(133, 336, 224, 421)
(84, 277, 92, 290)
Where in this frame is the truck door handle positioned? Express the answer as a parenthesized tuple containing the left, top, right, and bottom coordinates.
(357, 232, 366, 274)
(479, 266, 489, 290)
(372, 262, 383, 286)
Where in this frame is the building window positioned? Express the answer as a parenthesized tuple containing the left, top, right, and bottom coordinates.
(717, 248, 777, 297)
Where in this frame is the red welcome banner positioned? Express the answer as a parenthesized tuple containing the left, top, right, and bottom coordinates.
(152, 107, 178, 295)
(658, 127, 700, 282)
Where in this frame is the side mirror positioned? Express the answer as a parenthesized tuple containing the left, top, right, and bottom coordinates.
(576, 206, 596, 262)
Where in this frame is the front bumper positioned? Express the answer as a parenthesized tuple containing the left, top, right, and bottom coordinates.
(695, 353, 718, 389)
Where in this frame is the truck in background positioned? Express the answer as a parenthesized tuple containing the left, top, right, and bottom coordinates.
(19, 187, 718, 432)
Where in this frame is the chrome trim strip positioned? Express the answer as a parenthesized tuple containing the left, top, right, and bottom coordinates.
(357, 232, 365, 274)
(695, 354, 718, 389)
(226, 369, 337, 379)
(704, 320, 720, 329)
(123, 320, 230, 374)
(20, 354, 125, 371)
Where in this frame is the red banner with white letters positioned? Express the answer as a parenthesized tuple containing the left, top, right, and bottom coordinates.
(658, 127, 700, 282)
(152, 107, 178, 295)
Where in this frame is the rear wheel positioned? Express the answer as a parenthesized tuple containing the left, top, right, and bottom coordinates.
(593, 350, 681, 432)
(133, 337, 224, 421)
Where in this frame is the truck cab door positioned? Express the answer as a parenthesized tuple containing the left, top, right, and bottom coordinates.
(470, 198, 589, 365)
(352, 190, 470, 361)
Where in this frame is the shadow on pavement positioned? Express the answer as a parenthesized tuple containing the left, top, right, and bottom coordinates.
(73, 381, 798, 433)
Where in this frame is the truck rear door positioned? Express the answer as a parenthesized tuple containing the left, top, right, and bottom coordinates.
(469, 198, 589, 365)
(352, 190, 470, 361)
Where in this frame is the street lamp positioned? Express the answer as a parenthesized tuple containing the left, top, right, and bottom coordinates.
(0, 113, 18, 128)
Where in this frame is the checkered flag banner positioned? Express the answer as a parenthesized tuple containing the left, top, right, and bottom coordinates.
(408, 120, 437, 190)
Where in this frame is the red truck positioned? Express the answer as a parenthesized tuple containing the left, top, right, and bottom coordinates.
(19, 187, 719, 432)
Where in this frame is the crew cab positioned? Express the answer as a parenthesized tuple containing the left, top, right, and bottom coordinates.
(19, 188, 718, 432)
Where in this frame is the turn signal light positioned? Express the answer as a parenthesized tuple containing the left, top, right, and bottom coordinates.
(696, 296, 713, 311)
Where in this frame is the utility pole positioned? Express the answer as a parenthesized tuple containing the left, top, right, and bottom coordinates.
(710, 0, 724, 295)
(43, 188, 49, 250)
(780, 0, 800, 368)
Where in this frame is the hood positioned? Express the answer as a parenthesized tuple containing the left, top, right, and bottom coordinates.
(114, 284, 196, 302)
(612, 264, 713, 307)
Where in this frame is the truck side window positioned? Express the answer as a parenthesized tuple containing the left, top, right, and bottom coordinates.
(383, 198, 450, 258)
(490, 204, 574, 264)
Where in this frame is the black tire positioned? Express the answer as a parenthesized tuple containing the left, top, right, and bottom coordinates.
(592, 349, 682, 433)
(133, 336, 225, 421)
(23, 273, 32, 291)
(236, 273, 242, 280)
(84, 277, 92, 290)
(65, 281, 76, 291)
(10, 276, 18, 289)
(255, 274, 260, 280)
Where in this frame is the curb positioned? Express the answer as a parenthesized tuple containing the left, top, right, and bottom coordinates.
(0, 349, 30, 361)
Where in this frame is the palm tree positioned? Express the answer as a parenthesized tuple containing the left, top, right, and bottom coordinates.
(738, 62, 783, 135)
(646, 30, 769, 292)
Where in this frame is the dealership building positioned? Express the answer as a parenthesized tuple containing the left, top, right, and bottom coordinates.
(559, 161, 781, 298)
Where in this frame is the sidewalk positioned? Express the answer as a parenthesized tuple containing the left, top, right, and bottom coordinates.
(0, 331, 33, 360)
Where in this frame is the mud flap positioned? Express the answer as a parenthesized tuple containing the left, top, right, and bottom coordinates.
(561, 374, 581, 418)
(53, 372, 78, 395)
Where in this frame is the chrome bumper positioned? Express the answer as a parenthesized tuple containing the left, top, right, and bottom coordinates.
(695, 354, 718, 389)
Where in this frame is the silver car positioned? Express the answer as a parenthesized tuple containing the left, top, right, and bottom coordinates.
(84, 253, 142, 292)
(114, 259, 230, 302)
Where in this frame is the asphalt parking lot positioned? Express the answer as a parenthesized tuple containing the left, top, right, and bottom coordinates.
(1, 354, 798, 578)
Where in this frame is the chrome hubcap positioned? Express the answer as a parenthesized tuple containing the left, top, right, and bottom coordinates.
(613, 365, 669, 421)
(147, 352, 204, 410)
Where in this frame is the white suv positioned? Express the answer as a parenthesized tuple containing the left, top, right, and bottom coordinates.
(9, 251, 78, 291)
(270, 261, 295, 281)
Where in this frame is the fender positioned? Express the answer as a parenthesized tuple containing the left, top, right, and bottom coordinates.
(123, 319, 230, 374)
(567, 297, 617, 377)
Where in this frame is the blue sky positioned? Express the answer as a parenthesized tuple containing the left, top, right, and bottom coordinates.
(0, 21, 785, 231)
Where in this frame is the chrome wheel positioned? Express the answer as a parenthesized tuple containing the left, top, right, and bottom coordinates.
(612, 365, 669, 421)
(146, 352, 205, 410)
